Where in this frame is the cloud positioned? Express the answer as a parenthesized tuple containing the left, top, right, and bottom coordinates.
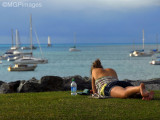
(43, 0, 160, 11)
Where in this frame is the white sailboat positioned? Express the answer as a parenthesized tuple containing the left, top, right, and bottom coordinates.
(7, 29, 32, 61)
(69, 33, 80, 52)
(14, 15, 48, 65)
(129, 29, 153, 57)
(48, 36, 52, 47)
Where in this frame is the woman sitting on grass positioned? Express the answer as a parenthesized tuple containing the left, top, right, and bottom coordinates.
(91, 59, 154, 100)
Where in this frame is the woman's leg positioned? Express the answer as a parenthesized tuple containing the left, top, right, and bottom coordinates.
(110, 83, 150, 99)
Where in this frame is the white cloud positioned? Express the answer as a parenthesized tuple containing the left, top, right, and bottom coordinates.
(43, 0, 160, 11)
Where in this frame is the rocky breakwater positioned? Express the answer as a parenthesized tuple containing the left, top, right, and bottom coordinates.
(0, 75, 160, 94)
(0, 75, 91, 94)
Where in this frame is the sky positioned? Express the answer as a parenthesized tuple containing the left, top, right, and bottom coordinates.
(0, 0, 160, 44)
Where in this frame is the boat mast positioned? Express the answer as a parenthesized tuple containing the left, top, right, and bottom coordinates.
(11, 29, 14, 47)
(74, 32, 76, 47)
(30, 14, 33, 56)
(15, 29, 19, 48)
(142, 29, 144, 50)
(156, 34, 159, 50)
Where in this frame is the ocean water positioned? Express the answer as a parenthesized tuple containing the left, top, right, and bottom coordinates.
(0, 43, 160, 82)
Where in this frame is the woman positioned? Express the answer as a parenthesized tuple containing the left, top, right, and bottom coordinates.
(91, 59, 154, 100)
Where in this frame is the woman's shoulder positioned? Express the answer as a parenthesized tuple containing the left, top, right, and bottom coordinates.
(105, 68, 116, 72)
(92, 68, 103, 72)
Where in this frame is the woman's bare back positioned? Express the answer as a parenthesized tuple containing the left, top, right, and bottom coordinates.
(92, 68, 118, 80)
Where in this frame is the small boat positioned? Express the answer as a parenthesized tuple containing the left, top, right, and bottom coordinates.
(69, 33, 80, 52)
(8, 64, 37, 71)
(130, 50, 153, 57)
(130, 29, 153, 57)
(151, 34, 160, 53)
(14, 56, 48, 64)
(150, 55, 160, 65)
(69, 46, 81, 52)
(150, 58, 160, 65)
(21, 46, 37, 50)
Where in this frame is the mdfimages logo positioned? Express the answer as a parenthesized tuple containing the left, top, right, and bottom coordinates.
(1, 0, 42, 8)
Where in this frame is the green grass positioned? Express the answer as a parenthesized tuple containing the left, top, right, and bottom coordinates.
(0, 91, 160, 120)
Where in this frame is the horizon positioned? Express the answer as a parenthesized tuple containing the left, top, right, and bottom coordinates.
(0, 0, 160, 44)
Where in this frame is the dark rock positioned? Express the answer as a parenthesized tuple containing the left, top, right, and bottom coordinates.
(123, 78, 160, 90)
(0, 81, 5, 86)
(40, 76, 64, 91)
(0, 83, 11, 93)
(8, 81, 20, 92)
(1, 76, 160, 94)
(0, 81, 20, 93)
(63, 75, 91, 90)
(18, 79, 41, 93)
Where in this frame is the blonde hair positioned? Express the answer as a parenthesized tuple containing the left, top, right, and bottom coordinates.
(90, 59, 103, 75)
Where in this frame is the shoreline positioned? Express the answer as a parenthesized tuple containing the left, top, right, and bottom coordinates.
(0, 75, 160, 94)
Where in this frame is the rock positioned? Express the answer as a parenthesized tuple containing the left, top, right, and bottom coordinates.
(0, 81, 5, 86)
(0, 81, 20, 93)
(8, 81, 21, 92)
(40, 76, 64, 91)
(17, 80, 26, 92)
(63, 75, 91, 90)
(18, 79, 41, 93)
(1, 76, 160, 94)
(124, 78, 160, 90)
(145, 84, 160, 90)
(0, 83, 10, 93)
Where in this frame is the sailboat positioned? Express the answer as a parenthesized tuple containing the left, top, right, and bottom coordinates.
(129, 29, 153, 57)
(47, 36, 52, 47)
(69, 33, 80, 52)
(0, 29, 31, 61)
(21, 18, 37, 50)
(151, 34, 160, 53)
(14, 15, 48, 65)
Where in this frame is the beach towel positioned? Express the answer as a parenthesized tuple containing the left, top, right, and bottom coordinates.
(89, 93, 112, 99)
(77, 89, 90, 95)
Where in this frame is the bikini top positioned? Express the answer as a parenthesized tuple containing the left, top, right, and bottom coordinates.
(95, 76, 118, 95)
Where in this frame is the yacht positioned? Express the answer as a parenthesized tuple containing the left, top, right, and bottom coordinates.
(8, 64, 37, 71)
(130, 29, 153, 57)
(150, 58, 160, 65)
(69, 46, 81, 52)
(14, 15, 48, 64)
(14, 56, 48, 64)
(21, 45, 37, 50)
(69, 33, 80, 52)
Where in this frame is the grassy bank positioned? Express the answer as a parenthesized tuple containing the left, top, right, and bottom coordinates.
(0, 91, 160, 120)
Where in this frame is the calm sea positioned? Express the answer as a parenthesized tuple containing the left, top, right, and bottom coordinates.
(0, 43, 159, 82)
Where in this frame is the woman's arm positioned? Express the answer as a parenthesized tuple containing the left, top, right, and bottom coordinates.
(92, 76, 97, 94)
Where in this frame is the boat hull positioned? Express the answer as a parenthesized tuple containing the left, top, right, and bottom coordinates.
(14, 57, 48, 64)
(8, 65, 37, 71)
(129, 51, 153, 57)
(69, 48, 80, 52)
(150, 60, 160, 65)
